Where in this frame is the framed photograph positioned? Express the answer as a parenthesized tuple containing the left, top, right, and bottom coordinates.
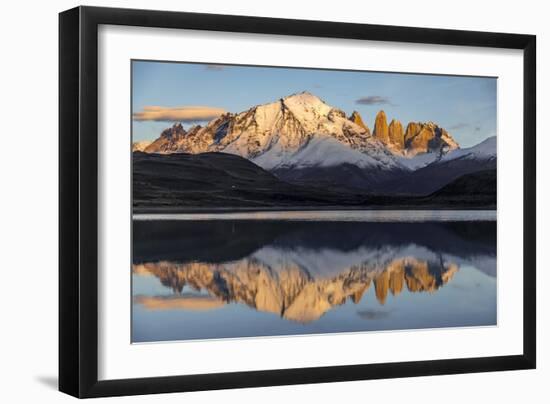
(59, 6, 536, 398)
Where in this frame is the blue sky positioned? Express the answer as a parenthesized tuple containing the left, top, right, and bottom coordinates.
(132, 60, 497, 147)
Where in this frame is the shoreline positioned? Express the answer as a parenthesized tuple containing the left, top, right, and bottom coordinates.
(133, 209, 497, 222)
(133, 205, 497, 215)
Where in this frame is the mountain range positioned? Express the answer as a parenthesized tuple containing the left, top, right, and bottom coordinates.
(133, 92, 496, 209)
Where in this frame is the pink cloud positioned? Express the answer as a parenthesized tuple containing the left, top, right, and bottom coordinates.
(133, 105, 226, 122)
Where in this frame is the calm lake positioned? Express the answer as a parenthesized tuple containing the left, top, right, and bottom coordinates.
(132, 210, 497, 343)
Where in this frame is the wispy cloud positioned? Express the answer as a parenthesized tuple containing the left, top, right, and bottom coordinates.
(357, 309, 391, 320)
(448, 123, 482, 132)
(133, 106, 226, 122)
(448, 122, 470, 130)
(204, 64, 226, 71)
(355, 95, 394, 106)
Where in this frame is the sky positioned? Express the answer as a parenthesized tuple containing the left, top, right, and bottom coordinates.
(132, 60, 497, 147)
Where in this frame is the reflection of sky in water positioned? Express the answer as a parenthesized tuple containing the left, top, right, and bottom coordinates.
(135, 210, 497, 222)
(132, 216, 497, 343)
(133, 265, 496, 342)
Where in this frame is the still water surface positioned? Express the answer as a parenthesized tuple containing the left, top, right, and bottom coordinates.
(134, 209, 496, 222)
(132, 211, 496, 342)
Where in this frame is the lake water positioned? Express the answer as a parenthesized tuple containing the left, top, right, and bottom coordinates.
(134, 209, 497, 222)
(132, 211, 497, 343)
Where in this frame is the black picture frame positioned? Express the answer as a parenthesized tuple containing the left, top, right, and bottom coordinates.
(59, 5, 536, 398)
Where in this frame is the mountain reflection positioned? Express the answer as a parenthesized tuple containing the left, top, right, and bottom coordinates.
(133, 253, 460, 323)
(133, 219, 497, 339)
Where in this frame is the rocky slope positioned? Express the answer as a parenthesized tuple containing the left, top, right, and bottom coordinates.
(427, 169, 496, 205)
(132, 140, 152, 152)
(380, 137, 497, 195)
(133, 151, 496, 209)
(132, 151, 371, 210)
(388, 118, 404, 149)
(349, 110, 370, 132)
(373, 110, 390, 144)
(404, 121, 459, 155)
(144, 123, 187, 153)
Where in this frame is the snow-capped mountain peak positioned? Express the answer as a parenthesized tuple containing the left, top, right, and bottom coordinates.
(139, 92, 468, 175)
(254, 134, 398, 171)
(441, 136, 496, 163)
(280, 91, 333, 124)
